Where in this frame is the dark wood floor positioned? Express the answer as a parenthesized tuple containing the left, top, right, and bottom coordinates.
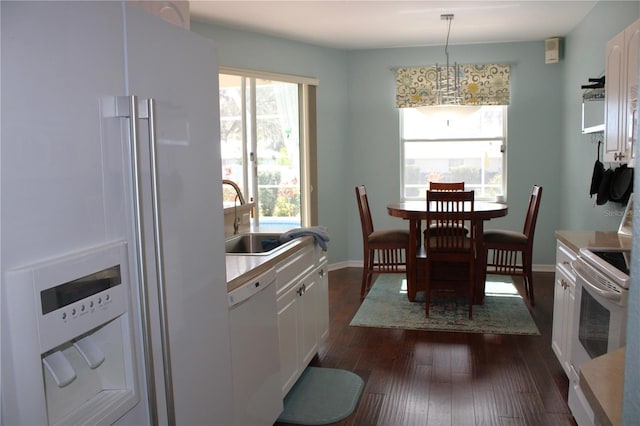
(276, 267, 576, 426)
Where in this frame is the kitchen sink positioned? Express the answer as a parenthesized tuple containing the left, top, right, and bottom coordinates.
(225, 233, 286, 255)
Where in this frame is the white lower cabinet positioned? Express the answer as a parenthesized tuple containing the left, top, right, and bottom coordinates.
(551, 241, 577, 376)
(276, 244, 329, 396)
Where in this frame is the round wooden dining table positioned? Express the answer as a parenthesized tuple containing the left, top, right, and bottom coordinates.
(387, 200, 508, 304)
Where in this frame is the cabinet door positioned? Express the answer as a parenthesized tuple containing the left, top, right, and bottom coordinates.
(565, 278, 575, 375)
(300, 271, 320, 367)
(551, 266, 565, 365)
(316, 262, 330, 343)
(277, 282, 302, 396)
(551, 265, 575, 376)
(605, 31, 625, 162)
(624, 20, 640, 166)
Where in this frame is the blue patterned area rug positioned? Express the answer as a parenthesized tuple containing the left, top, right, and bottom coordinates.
(350, 274, 540, 335)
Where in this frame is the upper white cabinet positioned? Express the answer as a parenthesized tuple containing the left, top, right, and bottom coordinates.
(604, 18, 640, 164)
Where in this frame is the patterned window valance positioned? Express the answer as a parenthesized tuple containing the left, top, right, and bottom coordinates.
(395, 64, 510, 108)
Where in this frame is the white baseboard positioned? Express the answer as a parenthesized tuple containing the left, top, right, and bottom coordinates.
(327, 260, 360, 272)
(534, 264, 555, 273)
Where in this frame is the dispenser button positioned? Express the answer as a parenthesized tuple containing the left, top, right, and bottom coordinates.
(73, 335, 105, 369)
(42, 351, 76, 388)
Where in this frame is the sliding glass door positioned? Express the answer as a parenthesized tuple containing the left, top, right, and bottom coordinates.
(220, 74, 303, 229)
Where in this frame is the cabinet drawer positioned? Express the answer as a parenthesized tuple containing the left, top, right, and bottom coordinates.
(556, 242, 577, 278)
(314, 245, 328, 267)
(276, 244, 315, 294)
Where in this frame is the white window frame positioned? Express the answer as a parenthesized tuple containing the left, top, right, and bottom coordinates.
(400, 106, 508, 202)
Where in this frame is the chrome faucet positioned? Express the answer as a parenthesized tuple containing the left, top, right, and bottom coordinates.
(223, 180, 245, 205)
(233, 194, 240, 234)
(223, 180, 245, 235)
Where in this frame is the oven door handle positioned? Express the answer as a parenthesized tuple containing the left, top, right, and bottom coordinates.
(571, 259, 623, 302)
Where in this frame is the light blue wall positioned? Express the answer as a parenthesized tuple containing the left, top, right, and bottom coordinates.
(192, 2, 638, 268)
(560, 2, 640, 231)
(191, 22, 351, 264)
(345, 42, 565, 266)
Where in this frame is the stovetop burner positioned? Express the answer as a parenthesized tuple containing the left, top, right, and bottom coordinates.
(591, 250, 630, 275)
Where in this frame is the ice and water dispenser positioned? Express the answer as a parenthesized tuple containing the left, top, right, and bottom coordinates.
(3, 241, 140, 425)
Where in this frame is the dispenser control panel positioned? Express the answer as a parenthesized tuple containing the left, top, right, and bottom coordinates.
(38, 263, 127, 353)
(7, 241, 130, 353)
(4, 240, 139, 426)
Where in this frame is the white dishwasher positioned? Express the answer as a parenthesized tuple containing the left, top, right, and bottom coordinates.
(228, 267, 283, 426)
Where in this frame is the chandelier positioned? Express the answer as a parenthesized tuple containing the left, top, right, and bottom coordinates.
(435, 14, 462, 105)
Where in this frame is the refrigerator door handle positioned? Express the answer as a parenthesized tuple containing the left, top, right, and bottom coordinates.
(146, 97, 177, 425)
(126, 95, 161, 426)
(115, 95, 176, 425)
(126, 95, 158, 424)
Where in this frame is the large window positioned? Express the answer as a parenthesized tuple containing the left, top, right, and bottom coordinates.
(401, 105, 507, 201)
(219, 70, 318, 229)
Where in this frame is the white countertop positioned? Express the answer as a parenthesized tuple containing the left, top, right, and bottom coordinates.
(580, 348, 625, 426)
(225, 235, 314, 292)
(555, 230, 632, 253)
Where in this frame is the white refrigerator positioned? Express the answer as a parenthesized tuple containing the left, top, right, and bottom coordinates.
(1, 2, 234, 425)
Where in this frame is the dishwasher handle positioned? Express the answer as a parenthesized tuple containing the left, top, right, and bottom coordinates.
(228, 268, 276, 308)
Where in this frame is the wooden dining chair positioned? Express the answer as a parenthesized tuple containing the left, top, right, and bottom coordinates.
(424, 190, 476, 318)
(482, 185, 543, 306)
(426, 181, 469, 237)
(355, 185, 410, 299)
(429, 181, 465, 191)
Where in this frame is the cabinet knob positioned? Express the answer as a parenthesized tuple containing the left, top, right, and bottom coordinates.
(318, 269, 325, 277)
(297, 284, 306, 296)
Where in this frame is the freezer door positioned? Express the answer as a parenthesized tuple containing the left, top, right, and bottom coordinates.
(1, 2, 145, 425)
(0, 1, 126, 269)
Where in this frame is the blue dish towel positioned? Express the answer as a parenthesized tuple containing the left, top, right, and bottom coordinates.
(280, 226, 330, 250)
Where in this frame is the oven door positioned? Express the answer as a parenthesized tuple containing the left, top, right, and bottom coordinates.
(568, 257, 628, 425)
(571, 258, 627, 370)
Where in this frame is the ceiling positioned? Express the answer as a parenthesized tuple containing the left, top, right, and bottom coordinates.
(189, 1, 598, 50)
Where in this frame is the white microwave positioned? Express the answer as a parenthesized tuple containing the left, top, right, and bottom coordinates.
(582, 98, 605, 134)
